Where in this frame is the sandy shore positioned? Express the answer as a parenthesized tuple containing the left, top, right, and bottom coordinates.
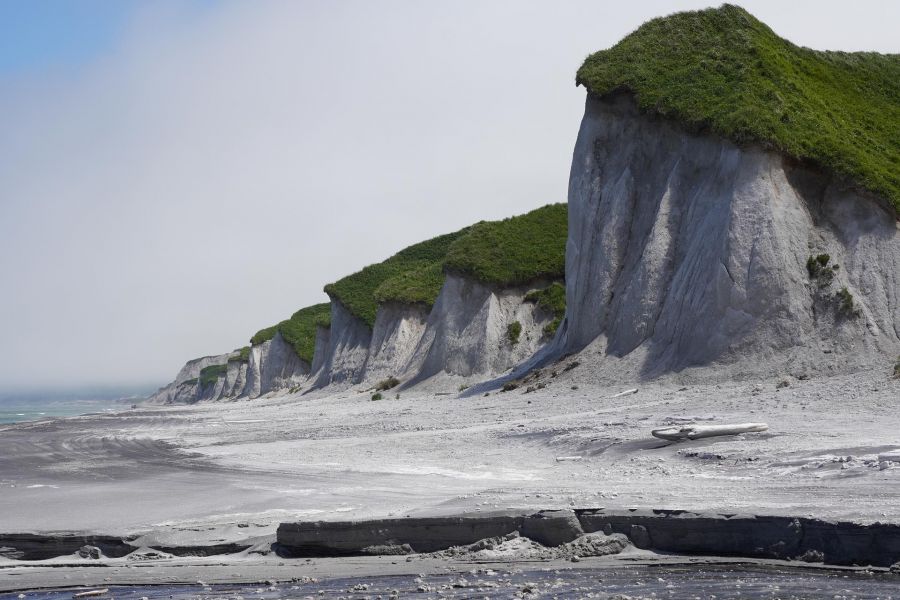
(0, 368, 898, 588)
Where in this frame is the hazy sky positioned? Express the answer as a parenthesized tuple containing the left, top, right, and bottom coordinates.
(1, 1, 897, 390)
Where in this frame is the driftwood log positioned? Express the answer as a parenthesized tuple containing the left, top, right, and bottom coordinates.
(651, 422, 768, 441)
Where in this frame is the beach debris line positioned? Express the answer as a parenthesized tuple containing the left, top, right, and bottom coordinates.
(651, 422, 769, 441)
(73, 590, 109, 599)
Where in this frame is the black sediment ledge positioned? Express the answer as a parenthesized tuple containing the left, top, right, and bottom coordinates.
(0, 533, 135, 561)
(276, 509, 900, 567)
(275, 511, 584, 556)
(577, 509, 900, 567)
(3, 509, 898, 567)
(0, 533, 252, 561)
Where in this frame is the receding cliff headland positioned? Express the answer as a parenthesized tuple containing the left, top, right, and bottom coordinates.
(4, 4, 900, 591)
(151, 6, 898, 403)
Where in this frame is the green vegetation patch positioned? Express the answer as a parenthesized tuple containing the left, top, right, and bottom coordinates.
(835, 286, 861, 318)
(444, 204, 567, 286)
(325, 203, 567, 328)
(199, 364, 227, 387)
(806, 253, 838, 286)
(374, 262, 446, 307)
(250, 303, 332, 364)
(507, 321, 522, 345)
(375, 376, 400, 391)
(228, 346, 251, 363)
(576, 4, 900, 212)
(326, 230, 470, 327)
(525, 281, 567, 337)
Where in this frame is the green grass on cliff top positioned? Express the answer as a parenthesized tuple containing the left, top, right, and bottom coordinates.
(325, 229, 470, 328)
(227, 346, 251, 363)
(250, 303, 331, 364)
(328, 203, 568, 327)
(199, 364, 227, 387)
(443, 203, 567, 286)
(576, 4, 900, 212)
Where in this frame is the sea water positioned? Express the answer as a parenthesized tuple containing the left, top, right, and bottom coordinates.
(0, 389, 148, 424)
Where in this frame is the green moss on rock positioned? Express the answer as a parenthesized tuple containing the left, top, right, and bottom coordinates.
(199, 364, 227, 387)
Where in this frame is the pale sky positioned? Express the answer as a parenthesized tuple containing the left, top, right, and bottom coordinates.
(1, 1, 897, 390)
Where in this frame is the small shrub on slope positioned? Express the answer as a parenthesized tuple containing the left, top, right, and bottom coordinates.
(375, 376, 400, 391)
(835, 287, 861, 318)
(525, 282, 567, 337)
(806, 254, 836, 287)
(507, 321, 522, 345)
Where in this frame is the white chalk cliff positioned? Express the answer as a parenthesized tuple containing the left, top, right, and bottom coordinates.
(550, 94, 899, 380)
(308, 274, 556, 390)
(149, 272, 559, 403)
(148, 93, 898, 403)
(147, 331, 310, 404)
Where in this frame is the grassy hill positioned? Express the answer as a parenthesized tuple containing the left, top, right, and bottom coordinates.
(576, 4, 900, 212)
(250, 303, 332, 364)
(444, 203, 567, 286)
(244, 204, 567, 367)
(330, 203, 567, 327)
(325, 230, 470, 328)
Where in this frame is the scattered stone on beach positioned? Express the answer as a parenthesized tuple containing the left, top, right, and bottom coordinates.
(125, 548, 174, 561)
(796, 549, 825, 563)
(437, 531, 552, 560)
(556, 532, 630, 558)
(361, 543, 413, 555)
(77, 545, 102, 560)
(433, 528, 630, 563)
(521, 510, 584, 547)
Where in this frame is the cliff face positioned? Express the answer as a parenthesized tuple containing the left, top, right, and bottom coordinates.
(363, 302, 429, 383)
(553, 94, 899, 380)
(311, 301, 373, 388)
(150, 88, 898, 402)
(148, 331, 310, 405)
(146, 353, 230, 404)
(245, 332, 309, 397)
(306, 274, 555, 390)
(404, 275, 552, 384)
